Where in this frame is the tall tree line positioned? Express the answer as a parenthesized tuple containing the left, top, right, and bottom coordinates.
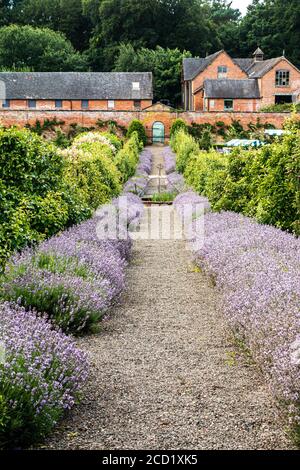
(0, 0, 299, 104)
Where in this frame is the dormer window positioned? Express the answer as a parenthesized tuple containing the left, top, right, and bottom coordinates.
(276, 70, 290, 87)
(218, 66, 227, 79)
(132, 82, 140, 91)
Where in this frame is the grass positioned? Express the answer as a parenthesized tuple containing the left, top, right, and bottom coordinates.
(151, 192, 176, 202)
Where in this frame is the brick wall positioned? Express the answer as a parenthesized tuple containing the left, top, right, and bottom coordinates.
(207, 98, 260, 112)
(3, 99, 152, 111)
(0, 109, 297, 141)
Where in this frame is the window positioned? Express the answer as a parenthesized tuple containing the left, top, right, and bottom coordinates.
(28, 99, 36, 108)
(218, 66, 227, 79)
(224, 99, 233, 111)
(2, 99, 10, 108)
(134, 100, 141, 110)
(210, 100, 215, 109)
(275, 95, 292, 105)
(276, 70, 290, 87)
(55, 100, 62, 108)
(132, 82, 140, 91)
(81, 100, 89, 109)
(108, 100, 115, 110)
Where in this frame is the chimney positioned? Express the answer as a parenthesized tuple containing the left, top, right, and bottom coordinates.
(253, 47, 264, 62)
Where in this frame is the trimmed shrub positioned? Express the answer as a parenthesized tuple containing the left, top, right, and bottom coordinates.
(115, 131, 140, 182)
(0, 127, 63, 196)
(171, 129, 199, 174)
(173, 127, 300, 235)
(184, 150, 227, 195)
(0, 128, 142, 270)
(170, 118, 188, 138)
(127, 119, 147, 146)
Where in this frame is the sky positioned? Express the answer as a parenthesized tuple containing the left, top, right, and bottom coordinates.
(230, 0, 252, 16)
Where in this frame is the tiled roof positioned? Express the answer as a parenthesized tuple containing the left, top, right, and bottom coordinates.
(0, 72, 153, 100)
(183, 50, 297, 81)
(246, 58, 283, 78)
(232, 58, 254, 73)
(204, 79, 261, 99)
(182, 50, 224, 80)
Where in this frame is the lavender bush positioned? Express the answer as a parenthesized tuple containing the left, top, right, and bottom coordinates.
(0, 301, 88, 447)
(162, 147, 176, 175)
(136, 149, 153, 176)
(175, 192, 300, 431)
(122, 149, 152, 196)
(166, 172, 186, 194)
(2, 193, 144, 335)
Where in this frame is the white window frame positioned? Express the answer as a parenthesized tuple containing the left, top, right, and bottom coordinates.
(218, 66, 228, 79)
(108, 100, 115, 110)
(275, 70, 290, 87)
(132, 82, 140, 91)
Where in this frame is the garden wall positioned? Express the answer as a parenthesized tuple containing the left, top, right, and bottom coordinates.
(0, 108, 297, 141)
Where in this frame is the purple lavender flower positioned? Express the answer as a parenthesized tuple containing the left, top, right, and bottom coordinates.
(162, 147, 176, 175)
(174, 197, 300, 426)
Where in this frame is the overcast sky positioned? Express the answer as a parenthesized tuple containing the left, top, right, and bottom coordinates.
(230, 0, 252, 16)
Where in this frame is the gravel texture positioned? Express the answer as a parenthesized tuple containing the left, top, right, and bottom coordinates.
(45, 147, 294, 450)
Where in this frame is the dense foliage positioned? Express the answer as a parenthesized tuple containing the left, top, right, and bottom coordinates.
(0, 25, 87, 71)
(170, 119, 188, 138)
(114, 45, 191, 104)
(0, 127, 141, 270)
(126, 120, 147, 147)
(172, 129, 300, 235)
(1, 1, 299, 104)
(174, 194, 300, 436)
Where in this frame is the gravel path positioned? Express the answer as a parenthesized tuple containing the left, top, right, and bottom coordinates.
(45, 147, 293, 450)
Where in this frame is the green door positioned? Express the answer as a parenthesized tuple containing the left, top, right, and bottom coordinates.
(152, 121, 165, 144)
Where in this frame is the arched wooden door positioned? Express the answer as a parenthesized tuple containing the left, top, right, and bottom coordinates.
(152, 121, 165, 144)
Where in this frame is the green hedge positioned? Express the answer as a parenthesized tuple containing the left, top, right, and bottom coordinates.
(115, 131, 141, 182)
(173, 129, 300, 235)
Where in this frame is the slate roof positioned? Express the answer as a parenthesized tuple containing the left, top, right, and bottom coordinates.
(182, 58, 205, 81)
(246, 58, 283, 78)
(232, 58, 254, 73)
(0, 72, 153, 100)
(204, 79, 261, 99)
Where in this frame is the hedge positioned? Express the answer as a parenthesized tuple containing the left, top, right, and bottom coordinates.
(0, 128, 142, 270)
(172, 128, 300, 235)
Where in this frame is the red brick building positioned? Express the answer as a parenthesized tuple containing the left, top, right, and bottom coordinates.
(0, 72, 153, 111)
(182, 49, 300, 112)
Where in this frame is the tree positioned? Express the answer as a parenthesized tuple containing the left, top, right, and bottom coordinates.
(8, 0, 92, 51)
(114, 44, 191, 105)
(239, 0, 300, 67)
(86, 0, 221, 70)
(208, 1, 241, 55)
(0, 25, 87, 71)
